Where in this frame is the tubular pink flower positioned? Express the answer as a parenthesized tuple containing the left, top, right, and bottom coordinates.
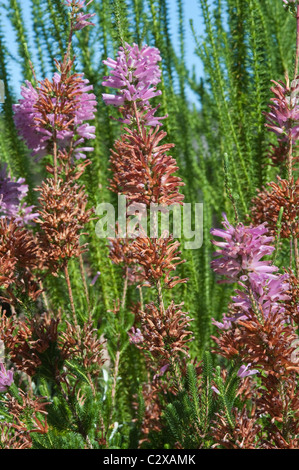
(237, 364, 259, 379)
(232, 273, 290, 318)
(73, 12, 96, 30)
(0, 364, 14, 393)
(211, 318, 232, 330)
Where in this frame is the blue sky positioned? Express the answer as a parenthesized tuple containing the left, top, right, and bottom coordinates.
(1, 0, 205, 102)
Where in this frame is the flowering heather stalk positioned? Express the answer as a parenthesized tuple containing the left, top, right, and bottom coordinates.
(261, 2, 299, 276)
(13, 0, 97, 190)
(11, 0, 97, 326)
(3, 3, 105, 447)
(102, 42, 191, 439)
(102, 42, 187, 303)
(209, 3, 299, 447)
(65, 0, 96, 31)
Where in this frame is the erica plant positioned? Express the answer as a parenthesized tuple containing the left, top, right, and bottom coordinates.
(0, 0, 299, 451)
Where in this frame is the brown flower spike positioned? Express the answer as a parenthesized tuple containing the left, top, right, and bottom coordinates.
(251, 176, 299, 238)
(129, 235, 187, 288)
(134, 301, 193, 367)
(0, 218, 41, 301)
(109, 127, 184, 206)
(37, 177, 93, 272)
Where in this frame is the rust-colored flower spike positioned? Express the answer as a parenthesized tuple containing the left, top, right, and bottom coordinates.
(47, 149, 92, 182)
(212, 407, 261, 449)
(0, 218, 42, 301)
(37, 177, 93, 272)
(59, 321, 104, 375)
(129, 235, 187, 288)
(0, 312, 60, 376)
(213, 308, 299, 375)
(6, 388, 49, 419)
(251, 176, 299, 238)
(109, 127, 185, 206)
(133, 301, 193, 367)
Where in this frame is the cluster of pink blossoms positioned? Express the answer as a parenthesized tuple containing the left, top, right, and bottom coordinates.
(102, 43, 166, 126)
(13, 74, 97, 160)
(0, 164, 37, 224)
(211, 214, 277, 282)
(211, 214, 289, 326)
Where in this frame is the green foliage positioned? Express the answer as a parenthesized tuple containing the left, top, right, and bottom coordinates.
(159, 354, 218, 448)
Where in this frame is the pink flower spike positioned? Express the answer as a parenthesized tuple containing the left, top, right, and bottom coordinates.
(13, 73, 97, 160)
(211, 214, 290, 321)
(211, 214, 276, 283)
(102, 43, 166, 126)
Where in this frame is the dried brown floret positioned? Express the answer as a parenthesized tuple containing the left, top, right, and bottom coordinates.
(129, 235, 187, 288)
(212, 407, 261, 449)
(251, 176, 299, 238)
(286, 271, 299, 324)
(0, 218, 42, 300)
(0, 312, 60, 376)
(59, 320, 105, 375)
(135, 301, 193, 368)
